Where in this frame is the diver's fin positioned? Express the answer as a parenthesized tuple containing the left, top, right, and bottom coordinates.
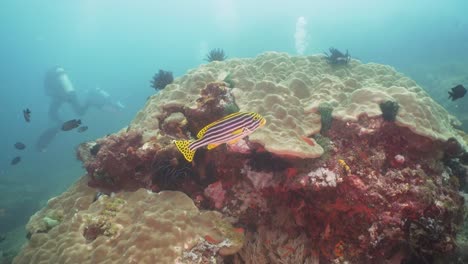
(207, 143, 221, 150)
(173, 140, 196, 162)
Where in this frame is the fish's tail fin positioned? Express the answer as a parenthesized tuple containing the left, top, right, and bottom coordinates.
(173, 140, 196, 162)
(448, 91, 453, 100)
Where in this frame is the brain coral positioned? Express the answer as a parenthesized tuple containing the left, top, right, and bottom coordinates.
(14, 176, 243, 264)
(131, 52, 463, 159)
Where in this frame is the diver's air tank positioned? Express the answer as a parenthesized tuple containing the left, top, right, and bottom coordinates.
(44, 67, 75, 99)
(55, 67, 75, 93)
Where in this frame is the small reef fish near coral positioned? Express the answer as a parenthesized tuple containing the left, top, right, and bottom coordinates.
(14, 142, 26, 150)
(174, 111, 266, 162)
(77, 126, 88, 133)
(22, 108, 31, 122)
(61, 119, 82, 131)
(448, 84, 466, 101)
(10, 156, 21, 165)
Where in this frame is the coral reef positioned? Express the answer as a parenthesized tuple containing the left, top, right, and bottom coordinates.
(324, 47, 350, 65)
(150, 69, 173, 91)
(15, 52, 468, 263)
(205, 48, 227, 62)
(13, 178, 243, 264)
(81, 130, 160, 192)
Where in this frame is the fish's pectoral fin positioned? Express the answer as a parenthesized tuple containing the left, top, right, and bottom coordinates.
(207, 143, 221, 150)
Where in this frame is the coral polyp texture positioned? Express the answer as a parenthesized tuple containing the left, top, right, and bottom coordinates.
(15, 52, 467, 263)
(13, 177, 243, 264)
(132, 52, 464, 160)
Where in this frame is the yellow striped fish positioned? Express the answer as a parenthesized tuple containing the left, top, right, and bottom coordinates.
(174, 112, 266, 162)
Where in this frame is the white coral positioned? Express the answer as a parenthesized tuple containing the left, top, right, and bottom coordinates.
(307, 167, 342, 188)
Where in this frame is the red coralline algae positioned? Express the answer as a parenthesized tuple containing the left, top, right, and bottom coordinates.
(83, 131, 158, 192)
(74, 80, 465, 263)
(193, 116, 464, 263)
(204, 181, 226, 209)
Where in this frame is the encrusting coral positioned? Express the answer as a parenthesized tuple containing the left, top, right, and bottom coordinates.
(15, 52, 468, 263)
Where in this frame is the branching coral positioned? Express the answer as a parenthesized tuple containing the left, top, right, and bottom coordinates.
(150, 69, 173, 91)
(205, 48, 227, 62)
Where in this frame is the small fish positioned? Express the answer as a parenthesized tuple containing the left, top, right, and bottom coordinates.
(61, 119, 81, 131)
(174, 112, 266, 162)
(23, 108, 31, 122)
(14, 142, 26, 150)
(11, 156, 21, 165)
(93, 191, 104, 202)
(90, 143, 101, 156)
(77, 126, 88, 133)
(448, 84, 466, 101)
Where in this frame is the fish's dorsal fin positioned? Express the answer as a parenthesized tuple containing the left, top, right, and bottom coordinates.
(196, 111, 244, 139)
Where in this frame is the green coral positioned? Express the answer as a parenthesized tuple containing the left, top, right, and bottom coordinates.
(313, 134, 332, 161)
(223, 90, 240, 115)
(43, 217, 59, 230)
(318, 102, 334, 134)
(223, 73, 235, 88)
(214, 217, 244, 246)
(223, 103, 240, 116)
(83, 196, 126, 241)
(379, 100, 399, 122)
(41, 210, 65, 231)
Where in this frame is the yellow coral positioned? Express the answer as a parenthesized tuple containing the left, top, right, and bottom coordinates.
(338, 159, 351, 175)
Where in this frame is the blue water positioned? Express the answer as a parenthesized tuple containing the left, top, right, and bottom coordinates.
(0, 0, 467, 256)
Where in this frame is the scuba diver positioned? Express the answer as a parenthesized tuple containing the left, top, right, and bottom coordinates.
(84, 86, 125, 114)
(44, 67, 85, 123)
(36, 66, 124, 152)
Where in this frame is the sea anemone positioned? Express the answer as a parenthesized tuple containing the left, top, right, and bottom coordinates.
(205, 48, 227, 62)
(150, 69, 173, 91)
